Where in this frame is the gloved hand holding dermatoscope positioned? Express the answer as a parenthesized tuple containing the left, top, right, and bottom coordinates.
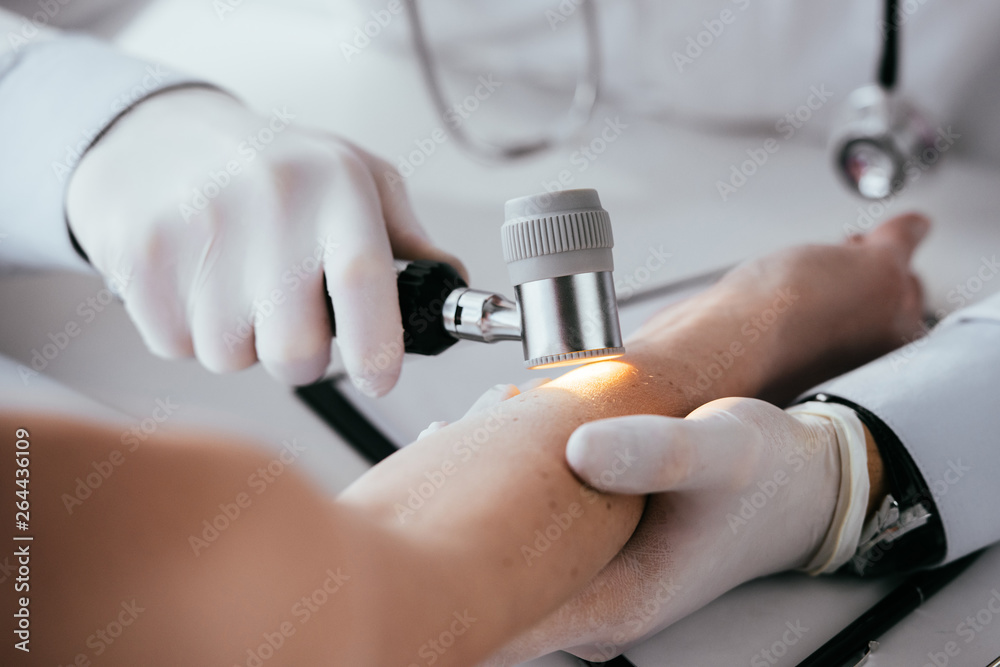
(337, 188, 625, 382)
(68, 86, 622, 394)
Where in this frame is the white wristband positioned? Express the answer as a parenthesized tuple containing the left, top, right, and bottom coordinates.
(789, 401, 870, 575)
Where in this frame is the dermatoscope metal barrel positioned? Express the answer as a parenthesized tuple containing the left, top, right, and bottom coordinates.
(325, 189, 625, 370)
(501, 189, 625, 369)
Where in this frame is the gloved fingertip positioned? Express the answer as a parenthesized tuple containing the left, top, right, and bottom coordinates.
(568, 416, 690, 494)
(261, 354, 330, 388)
(520, 377, 552, 392)
(350, 370, 397, 398)
(565, 423, 614, 486)
(565, 438, 590, 478)
(417, 421, 449, 441)
(145, 336, 194, 360)
(464, 383, 519, 417)
(494, 383, 521, 399)
(481, 383, 518, 402)
(344, 340, 403, 398)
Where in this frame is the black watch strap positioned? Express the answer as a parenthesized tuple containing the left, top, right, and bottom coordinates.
(801, 393, 946, 575)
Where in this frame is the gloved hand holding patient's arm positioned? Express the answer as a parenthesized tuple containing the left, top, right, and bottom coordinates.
(66, 87, 465, 392)
(487, 214, 927, 664)
(536, 397, 886, 661)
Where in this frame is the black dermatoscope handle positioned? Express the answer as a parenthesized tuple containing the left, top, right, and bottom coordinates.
(324, 259, 467, 357)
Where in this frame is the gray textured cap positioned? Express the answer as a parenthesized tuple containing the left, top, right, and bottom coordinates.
(501, 189, 614, 285)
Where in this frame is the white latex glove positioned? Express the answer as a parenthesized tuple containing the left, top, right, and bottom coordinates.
(490, 397, 869, 663)
(67, 87, 465, 393)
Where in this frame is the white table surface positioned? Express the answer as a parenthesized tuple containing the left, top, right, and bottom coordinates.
(2, 1, 999, 665)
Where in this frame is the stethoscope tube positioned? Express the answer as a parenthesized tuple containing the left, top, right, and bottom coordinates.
(878, 0, 899, 91)
(404, 0, 939, 199)
(402, 0, 602, 162)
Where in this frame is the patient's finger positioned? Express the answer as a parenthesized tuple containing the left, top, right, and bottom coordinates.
(463, 383, 521, 418)
(860, 213, 931, 262)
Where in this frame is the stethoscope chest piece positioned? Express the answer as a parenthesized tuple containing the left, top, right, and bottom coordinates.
(831, 85, 938, 200)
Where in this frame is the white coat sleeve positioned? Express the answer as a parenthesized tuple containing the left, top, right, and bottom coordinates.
(805, 290, 1000, 565)
(0, 8, 206, 273)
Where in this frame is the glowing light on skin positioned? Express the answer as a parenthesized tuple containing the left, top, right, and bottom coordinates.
(545, 360, 638, 401)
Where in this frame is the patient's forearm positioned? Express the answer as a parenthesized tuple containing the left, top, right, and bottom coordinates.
(340, 362, 650, 654)
(339, 298, 783, 657)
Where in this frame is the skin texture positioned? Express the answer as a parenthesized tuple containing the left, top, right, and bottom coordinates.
(0, 216, 925, 665)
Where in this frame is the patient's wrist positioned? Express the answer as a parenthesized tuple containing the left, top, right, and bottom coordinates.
(863, 424, 887, 519)
(626, 288, 781, 407)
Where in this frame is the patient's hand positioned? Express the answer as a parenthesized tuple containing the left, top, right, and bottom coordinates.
(485, 214, 929, 663)
(627, 213, 928, 405)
